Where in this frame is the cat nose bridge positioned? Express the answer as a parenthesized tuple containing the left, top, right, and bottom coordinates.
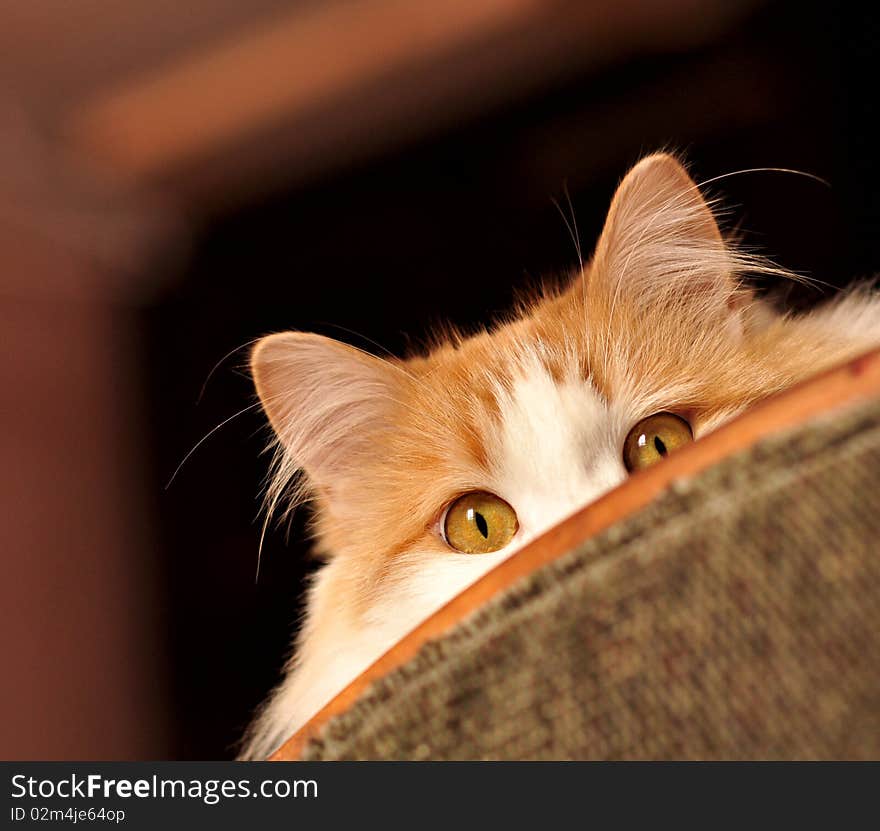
(568, 458, 627, 520)
(539, 471, 620, 534)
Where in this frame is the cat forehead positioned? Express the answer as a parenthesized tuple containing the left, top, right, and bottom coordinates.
(404, 293, 598, 392)
(489, 363, 628, 514)
(398, 274, 747, 423)
(392, 327, 635, 484)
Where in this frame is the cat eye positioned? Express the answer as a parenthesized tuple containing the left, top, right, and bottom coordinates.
(442, 491, 518, 554)
(622, 412, 693, 472)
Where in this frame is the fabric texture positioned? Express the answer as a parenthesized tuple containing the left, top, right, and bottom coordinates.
(303, 399, 880, 760)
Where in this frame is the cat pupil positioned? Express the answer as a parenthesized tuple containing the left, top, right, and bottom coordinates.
(474, 512, 489, 538)
(654, 436, 668, 456)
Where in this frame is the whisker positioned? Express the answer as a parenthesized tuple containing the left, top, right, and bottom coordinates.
(196, 337, 263, 405)
(315, 321, 401, 362)
(165, 401, 263, 490)
(553, 183, 593, 374)
(551, 184, 584, 272)
(696, 166, 831, 191)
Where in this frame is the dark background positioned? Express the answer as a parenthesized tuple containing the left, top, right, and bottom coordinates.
(2, 0, 877, 759)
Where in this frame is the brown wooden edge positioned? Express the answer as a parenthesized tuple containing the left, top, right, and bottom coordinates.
(65, 0, 541, 180)
(269, 346, 880, 760)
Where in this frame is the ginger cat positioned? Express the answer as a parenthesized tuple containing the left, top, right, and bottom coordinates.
(240, 153, 880, 758)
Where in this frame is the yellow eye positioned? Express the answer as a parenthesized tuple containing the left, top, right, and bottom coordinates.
(442, 491, 518, 554)
(623, 412, 693, 472)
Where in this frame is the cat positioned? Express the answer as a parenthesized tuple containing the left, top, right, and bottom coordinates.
(239, 152, 880, 759)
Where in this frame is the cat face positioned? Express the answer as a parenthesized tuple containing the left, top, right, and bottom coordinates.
(251, 153, 790, 621)
(244, 152, 880, 755)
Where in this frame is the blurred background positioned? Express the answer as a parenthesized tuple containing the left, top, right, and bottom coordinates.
(2, 0, 877, 759)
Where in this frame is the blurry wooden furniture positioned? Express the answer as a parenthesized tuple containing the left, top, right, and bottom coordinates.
(4, 0, 759, 206)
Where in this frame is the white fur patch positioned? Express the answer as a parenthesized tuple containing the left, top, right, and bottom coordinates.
(241, 549, 511, 758)
(488, 358, 629, 544)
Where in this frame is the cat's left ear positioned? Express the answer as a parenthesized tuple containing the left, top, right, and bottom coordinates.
(590, 153, 753, 337)
(250, 331, 402, 505)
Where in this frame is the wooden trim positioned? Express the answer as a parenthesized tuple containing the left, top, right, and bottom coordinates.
(269, 347, 880, 760)
(65, 0, 542, 179)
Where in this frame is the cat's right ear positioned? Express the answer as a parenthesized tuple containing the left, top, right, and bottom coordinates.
(586, 152, 773, 341)
(251, 332, 400, 494)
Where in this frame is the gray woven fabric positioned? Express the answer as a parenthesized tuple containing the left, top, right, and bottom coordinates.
(303, 399, 880, 760)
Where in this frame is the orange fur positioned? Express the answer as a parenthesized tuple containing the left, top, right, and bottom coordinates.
(240, 153, 880, 758)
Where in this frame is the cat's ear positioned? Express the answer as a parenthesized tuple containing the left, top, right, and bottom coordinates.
(251, 332, 400, 495)
(591, 153, 751, 335)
